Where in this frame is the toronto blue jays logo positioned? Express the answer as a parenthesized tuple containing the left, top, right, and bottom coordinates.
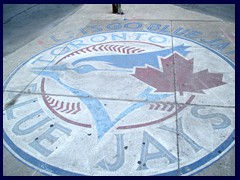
(31, 41, 196, 139)
(3, 31, 235, 176)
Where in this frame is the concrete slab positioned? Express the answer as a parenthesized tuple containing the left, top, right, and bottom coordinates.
(3, 147, 44, 176)
(3, 4, 235, 176)
(3, 43, 70, 93)
(120, 4, 221, 21)
(3, 4, 83, 57)
(172, 46, 234, 106)
(28, 20, 174, 52)
(176, 105, 235, 175)
(3, 91, 178, 175)
(194, 146, 235, 176)
(174, 4, 235, 22)
(172, 21, 235, 61)
(3, 43, 64, 82)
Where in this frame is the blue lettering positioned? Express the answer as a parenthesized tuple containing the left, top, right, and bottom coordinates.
(6, 98, 37, 120)
(97, 134, 125, 171)
(173, 27, 190, 36)
(31, 56, 52, 65)
(112, 33, 127, 41)
(184, 31, 203, 39)
(134, 33, 147, 40)
(149, 35, 167, 43)
(106, 23, 122, 30)
(159, 117, 203, 152)
(200, 38, 222, 44)
(87, 25, 103, 33)
(12, 109, 51, 135)
(191, 106, 231, 130)
(90, 35, 107, 42)
(49, 34, 63, 43)
(124, 22, 142, 29)
(147, 23, 161, 31)
(78, 28, 88, 35)
(68, 39, 88, 49)
(50, 46, 71, 56)
(29, 123, 71, 157)
(210, 42, 230, 51)
(159, 25, 171, 34)
(137, 131, 177, 170)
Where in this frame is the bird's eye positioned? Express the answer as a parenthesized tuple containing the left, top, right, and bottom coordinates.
(73, 65, 97, 74)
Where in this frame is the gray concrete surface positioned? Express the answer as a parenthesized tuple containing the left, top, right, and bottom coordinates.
(174, 4, 235, 22)
(3, 4, 83, 57)
(3, 4, 235, 176)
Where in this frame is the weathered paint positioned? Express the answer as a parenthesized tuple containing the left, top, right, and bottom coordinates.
(3, 30, 235, 176)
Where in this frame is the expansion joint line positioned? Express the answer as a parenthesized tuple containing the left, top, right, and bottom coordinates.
(170, 20, 181, 176)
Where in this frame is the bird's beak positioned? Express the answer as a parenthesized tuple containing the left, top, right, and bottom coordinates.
(30, 64, 68, 78)
(31, 64, 68, 73)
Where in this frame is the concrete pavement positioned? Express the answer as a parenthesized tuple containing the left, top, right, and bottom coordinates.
(3, 4, 83, 57)
(3, 4, 235, 176)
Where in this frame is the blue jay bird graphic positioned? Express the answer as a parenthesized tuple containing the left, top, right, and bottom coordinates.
(31, 44, 190, 140)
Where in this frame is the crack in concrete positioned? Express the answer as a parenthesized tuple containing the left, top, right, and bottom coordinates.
(3, 89, 235, 109)
(182, 103, 235, 109)
(171, 20, 181, 176)
(3, 4, 39, 25)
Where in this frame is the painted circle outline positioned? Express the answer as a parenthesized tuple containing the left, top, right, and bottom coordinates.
(3, 30, 235, 176)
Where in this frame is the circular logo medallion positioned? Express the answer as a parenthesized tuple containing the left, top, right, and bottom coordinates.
(3, 31, 235, 176)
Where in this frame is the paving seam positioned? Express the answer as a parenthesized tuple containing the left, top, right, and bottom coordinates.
(170, 20, 181, 176)
(3, 90, 235, 109)
(3, 45, 69, 110)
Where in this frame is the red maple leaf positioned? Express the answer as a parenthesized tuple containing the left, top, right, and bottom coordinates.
(131, 53, 226, 95)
